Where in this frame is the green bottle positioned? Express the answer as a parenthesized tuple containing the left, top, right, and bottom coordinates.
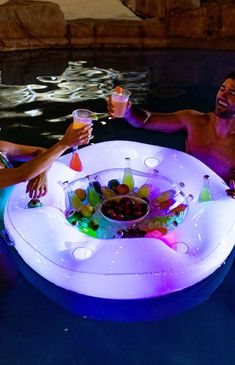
(66, 186, 82, 210)
(122, 157, 134, 191)
(199, 175, 213, 203)
(87, 178, 101, 207)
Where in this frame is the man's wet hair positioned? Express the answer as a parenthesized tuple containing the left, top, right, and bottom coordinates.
(226, 71, 235, 80)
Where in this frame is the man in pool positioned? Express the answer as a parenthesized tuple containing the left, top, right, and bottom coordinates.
(108, 72, 235, 197)
(0, 122, 92, 198)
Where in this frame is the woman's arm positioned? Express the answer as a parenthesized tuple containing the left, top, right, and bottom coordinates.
(0, 140, 46, 162)
(0, 123, 91, 189)
(0, 140, 48, 198)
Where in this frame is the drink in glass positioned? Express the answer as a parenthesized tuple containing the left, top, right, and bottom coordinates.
(72, 109, 94, 130)
(69, 109, 94, 171)
(111, 87, 131, 118)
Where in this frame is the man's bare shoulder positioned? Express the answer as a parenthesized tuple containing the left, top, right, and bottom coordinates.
(175, 109, 212, 126)
(175, 109, 209, 117)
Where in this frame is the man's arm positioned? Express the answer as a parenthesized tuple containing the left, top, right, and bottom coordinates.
(124, 106, 200, 133)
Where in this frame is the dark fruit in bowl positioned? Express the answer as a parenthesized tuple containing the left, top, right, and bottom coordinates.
(100, 195, 149, 224)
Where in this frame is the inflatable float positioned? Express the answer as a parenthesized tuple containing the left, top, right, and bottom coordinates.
(3, 140, 235, 299)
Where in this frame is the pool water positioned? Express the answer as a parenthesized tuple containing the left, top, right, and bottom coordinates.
(0, 48, 235, 365)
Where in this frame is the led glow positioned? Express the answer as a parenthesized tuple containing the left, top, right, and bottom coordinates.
(4, 141, 235, 299)
(72, 247, 94, 260)
(144, 157, 159, 168)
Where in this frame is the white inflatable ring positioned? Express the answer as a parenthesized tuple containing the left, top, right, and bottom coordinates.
(4, 140, 235, 299)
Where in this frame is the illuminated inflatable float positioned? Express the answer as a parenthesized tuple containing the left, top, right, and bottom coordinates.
(4, 140, 235, 299)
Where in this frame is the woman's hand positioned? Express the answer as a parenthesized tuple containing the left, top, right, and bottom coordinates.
(60, 123, 93, 149)
(26, 171, 48, 199)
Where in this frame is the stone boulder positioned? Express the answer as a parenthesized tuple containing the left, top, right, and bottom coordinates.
(0, 0, 68, 51)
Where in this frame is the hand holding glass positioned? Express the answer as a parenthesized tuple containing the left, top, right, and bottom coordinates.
(69, 109, 94, 172)
(111, 87, 131, 118)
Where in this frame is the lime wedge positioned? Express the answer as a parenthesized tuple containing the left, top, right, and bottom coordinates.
(90, 113, 99, 120)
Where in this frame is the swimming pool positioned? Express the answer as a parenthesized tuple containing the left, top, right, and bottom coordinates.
(1, 47, 235, 365)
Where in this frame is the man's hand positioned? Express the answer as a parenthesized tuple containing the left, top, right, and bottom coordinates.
(107, 96, 131, 118)
(26, 171, 48, 199)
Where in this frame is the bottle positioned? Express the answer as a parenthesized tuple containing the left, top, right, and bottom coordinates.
(87, 177, 102, 207)
(199, 175, 213, 203)
(151, 182, 185, 214)
(122, 157, 134, 191)
(154, 182, 185, 203)
(65, 209, 82, 226)
(137, 169, 160, 199)
(170, 193, 194, 215)
(64, 184, 83, 210)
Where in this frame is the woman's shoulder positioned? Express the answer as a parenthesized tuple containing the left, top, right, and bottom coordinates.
(0, 150, 12, 168)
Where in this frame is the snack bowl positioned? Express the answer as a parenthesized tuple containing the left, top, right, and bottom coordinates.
(100, 195, 149, 225)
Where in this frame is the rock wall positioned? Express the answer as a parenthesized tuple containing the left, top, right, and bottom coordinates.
(0, 0, 235, 51)
(0, 0, 68, 50)
(122, 0, 201, 18)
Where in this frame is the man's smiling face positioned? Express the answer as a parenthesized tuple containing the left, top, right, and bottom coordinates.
(215, 78, 235, 119)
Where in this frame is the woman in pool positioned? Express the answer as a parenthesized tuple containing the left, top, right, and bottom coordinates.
(0, 122, 92, 292)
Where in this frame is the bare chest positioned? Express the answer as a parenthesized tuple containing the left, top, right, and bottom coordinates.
(186, 125, 235, 180)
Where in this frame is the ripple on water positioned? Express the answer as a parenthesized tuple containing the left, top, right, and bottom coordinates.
(0, 60, 149, 110)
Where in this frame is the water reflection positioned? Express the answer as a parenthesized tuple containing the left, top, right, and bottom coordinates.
(0, 109, 43, 119)
(0, 60, 149, 109)
(12, 246, 235, 322)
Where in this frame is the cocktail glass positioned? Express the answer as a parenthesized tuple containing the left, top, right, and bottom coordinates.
(69, 109, 94, 172)
(111, 87, 131, 118)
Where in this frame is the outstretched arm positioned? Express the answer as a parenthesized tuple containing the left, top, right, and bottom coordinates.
(107, 96, 199, 133)
(124, 105, 195, 133)
(0, 123, 91, 190)
(0, 141, 46, 162)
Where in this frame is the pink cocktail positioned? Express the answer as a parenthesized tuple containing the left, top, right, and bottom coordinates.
(111, 87, 131, 118)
